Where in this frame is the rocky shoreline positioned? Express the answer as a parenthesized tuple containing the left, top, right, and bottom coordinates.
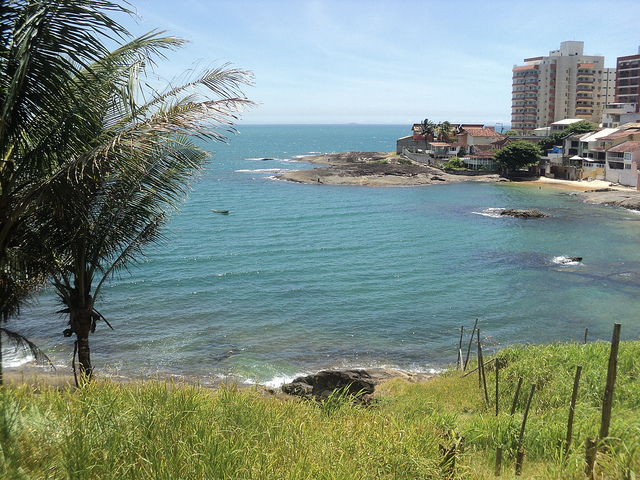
(276, 151, 501, 187)
(277, 151, 640, 211)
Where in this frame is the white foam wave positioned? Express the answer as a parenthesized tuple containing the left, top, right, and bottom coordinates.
(552, 256, 582, 266)
(3, 352, 34, 368)
(235, 168, 295, 174)
(471, 207, 505, 218)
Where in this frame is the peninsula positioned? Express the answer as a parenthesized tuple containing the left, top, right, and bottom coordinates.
(276, 151, 500, 187)
(277, 151, 640, 211)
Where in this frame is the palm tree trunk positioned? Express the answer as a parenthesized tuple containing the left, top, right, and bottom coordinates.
(70, 310, 93, 382)
(76, 330, 92, 380)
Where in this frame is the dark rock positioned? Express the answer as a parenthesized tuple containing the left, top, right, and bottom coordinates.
(281, 369, 376, 401)
(584, 188, 615, 193)
(500, 208, 551, 218)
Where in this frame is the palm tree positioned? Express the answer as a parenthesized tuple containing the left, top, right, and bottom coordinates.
(0, 0, 133, 384)
(1, 2, 253, 383)
(436, 121, 454, 143)
(34, 33, 253, 382)
(418, 118, 436, 152)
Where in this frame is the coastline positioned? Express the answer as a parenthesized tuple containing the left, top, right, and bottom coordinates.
(276, 152, 501, 187)
(2, 365, 437, 391)
(522, 177, 640, 210)
(277, 151, 640, 210)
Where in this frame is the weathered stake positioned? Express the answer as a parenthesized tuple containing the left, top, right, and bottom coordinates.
(510, 376, 523, 415)
(495, 358, 500, 416)
(478, 330, 490, 406)
(457, 325, 464, 370)
(584, 327, 589, 344)
(565, 364, 582, 452)
(515, 383, 535, 476)
(463, 318, 478, 371)
(585, 436, 598, 480)
(495, 444, 503, 477)
(599, 322, 621, 442)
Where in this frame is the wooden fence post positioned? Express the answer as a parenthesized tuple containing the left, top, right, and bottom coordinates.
(565, 365, 582, 452)
(599, 323, 621, 443)
(457, 325, 464, 370)
(464, 318, 478, 371)
(585, 436, 598, 480)
(510, 376, 523, 415)
(495, 444, 503, 477)
(495, 358, 500, 416)
(478, 329, 490, 406)
(515, 383, 535, 476)
(584, 327, 589, 344)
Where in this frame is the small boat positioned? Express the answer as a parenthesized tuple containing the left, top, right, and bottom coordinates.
(212, 209, 230, 214)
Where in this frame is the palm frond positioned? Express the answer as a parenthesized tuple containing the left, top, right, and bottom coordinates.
(0, 326, 55, 369)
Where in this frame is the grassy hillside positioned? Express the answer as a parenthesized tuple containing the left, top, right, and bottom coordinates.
(1, 341, 639, 479)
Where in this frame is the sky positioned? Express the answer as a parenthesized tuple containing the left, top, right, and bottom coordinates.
(116, 0, 640, 125)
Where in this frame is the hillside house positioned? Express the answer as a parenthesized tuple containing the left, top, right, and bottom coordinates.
(457, 127, 506, 147)
(605, 141, 640, 187)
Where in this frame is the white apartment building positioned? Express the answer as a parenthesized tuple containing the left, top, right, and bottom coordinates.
(512, 41, 615, 134)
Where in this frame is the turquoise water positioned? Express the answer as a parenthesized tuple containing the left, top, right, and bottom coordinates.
(9, 125, 640, 386)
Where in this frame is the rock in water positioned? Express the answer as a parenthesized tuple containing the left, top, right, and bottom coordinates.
(500, 208, 551, 218)
(281, 369, 376, 402)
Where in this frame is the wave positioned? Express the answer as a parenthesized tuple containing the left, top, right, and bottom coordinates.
(3, 351, 34, 368)
(471, 207, 505, 218)
(235, 168, 295, 174)
(552, 255, 583, 266)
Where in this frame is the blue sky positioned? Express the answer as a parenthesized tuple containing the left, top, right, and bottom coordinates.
(118, 0, 640, 125)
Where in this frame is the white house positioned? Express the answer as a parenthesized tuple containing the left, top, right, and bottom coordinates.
(605, 141, 640, 188)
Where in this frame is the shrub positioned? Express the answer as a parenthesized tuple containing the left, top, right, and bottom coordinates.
(442, 157, 464, 169)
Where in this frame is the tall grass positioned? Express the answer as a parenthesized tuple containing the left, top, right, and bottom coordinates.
(1, 341, 639, 479)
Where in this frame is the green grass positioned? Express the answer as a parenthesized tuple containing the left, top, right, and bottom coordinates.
(1, 341, 639, 479)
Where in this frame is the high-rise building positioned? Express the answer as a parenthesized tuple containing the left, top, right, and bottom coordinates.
(615, 47, 640, 112)
(511, 41, 614, 134)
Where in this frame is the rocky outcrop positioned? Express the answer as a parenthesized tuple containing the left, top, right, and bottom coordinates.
(276, 152, 502, 187)
(500, 208, 551, 218)
(579, 189, 640, 211)
(282, 369, 376, 402)
(280, 368, 436, 402)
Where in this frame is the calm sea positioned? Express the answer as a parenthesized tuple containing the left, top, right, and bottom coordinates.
(8, 125, 640, 386)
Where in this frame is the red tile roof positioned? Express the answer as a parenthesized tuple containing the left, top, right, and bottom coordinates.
(462, 128, 505, 138)
(607, 141, 640, 153)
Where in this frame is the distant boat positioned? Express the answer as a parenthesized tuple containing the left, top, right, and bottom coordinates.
(212, 209, 230, 214)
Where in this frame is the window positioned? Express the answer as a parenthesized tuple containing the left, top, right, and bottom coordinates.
(624, 152, 632, 160)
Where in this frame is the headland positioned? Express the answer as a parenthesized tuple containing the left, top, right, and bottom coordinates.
(277, 151, 640, 210)
(276, 152, 501, 187)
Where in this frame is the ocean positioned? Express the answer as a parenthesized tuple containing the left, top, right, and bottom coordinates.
(7, 124, 640, 387)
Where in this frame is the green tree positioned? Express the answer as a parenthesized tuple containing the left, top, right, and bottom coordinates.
(503, 130, 518, 136)
(418, 118, 436, 151)
(39, 36, 252, 382)
(1, 2, 253, 383)
(0, 0, 134, 384)
(493, 140, 542, 173)
(436, 121, 454, 143)
(538, 121, 597, 153)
